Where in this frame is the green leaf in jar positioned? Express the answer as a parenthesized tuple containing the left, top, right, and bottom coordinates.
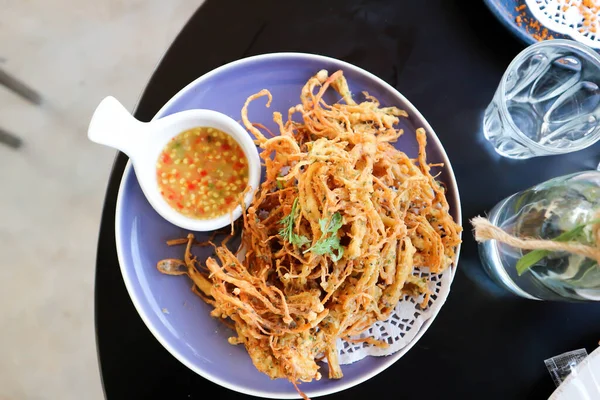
(516, 218, 600, 276)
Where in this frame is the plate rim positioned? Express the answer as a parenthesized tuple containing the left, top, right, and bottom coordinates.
(114, 52, 463, 399)
(483, 0, 536, 46)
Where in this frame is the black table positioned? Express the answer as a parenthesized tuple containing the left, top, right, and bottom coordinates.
(95, 1, 600, 399)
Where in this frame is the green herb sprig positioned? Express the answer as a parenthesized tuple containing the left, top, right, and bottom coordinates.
(279, 199, 345, 261)
(303, 212, 344, 261)
(279, 198, 311, 248)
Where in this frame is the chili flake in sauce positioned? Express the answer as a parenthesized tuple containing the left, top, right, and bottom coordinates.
(156, 127, 249, 219)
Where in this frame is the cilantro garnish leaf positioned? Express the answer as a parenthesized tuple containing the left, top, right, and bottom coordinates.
(304, 212, 344, 261)
(279, 198, 310, 248)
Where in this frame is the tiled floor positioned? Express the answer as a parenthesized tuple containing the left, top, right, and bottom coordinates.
(0, 1, 202, 399)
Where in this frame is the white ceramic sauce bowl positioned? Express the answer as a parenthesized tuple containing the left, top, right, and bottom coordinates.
(88, 96, 261, 231)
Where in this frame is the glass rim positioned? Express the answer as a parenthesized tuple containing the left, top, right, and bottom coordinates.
(498, 39, 600, 154)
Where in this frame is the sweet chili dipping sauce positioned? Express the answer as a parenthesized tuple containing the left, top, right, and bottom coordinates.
(156, 127, 249, 219)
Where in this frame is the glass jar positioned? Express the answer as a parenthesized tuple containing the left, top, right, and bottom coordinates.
(479, 171, 600, 301)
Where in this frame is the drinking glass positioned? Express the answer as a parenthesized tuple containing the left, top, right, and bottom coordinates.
(478, 171, 600, 301)
(483, 40, 600, 159)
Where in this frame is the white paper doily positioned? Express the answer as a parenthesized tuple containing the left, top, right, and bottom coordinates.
(526, 0, 600, 49)
(336, 266, 453, 365)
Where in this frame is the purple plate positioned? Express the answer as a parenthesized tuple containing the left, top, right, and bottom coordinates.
(115, 53, 462, 399)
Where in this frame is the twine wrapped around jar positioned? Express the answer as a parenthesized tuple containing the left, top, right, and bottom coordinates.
(471, 216, 600, 265)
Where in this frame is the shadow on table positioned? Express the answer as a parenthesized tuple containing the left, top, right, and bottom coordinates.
(443, 0, 525, 65)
